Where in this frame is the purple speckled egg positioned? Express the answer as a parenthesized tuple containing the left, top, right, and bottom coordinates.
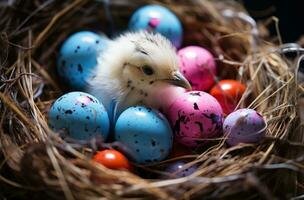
(164, 160, 197, 178)
(223, 108, 266, 146)
(167, 91, 224, 147)
(177, 46, 217, 91)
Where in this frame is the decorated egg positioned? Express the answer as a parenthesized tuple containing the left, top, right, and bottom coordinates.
(57, 31, 109, 90)
(177, 46, 217, 91)
(48, 92, 110, 140)
(128, 5, 183, 48)
(115, 106, 173, 164)
(210, 80, 246, 114)
(164, 160, 197, 178)
(92, 149, 131, 171)
(223, 108, 266, 146)
(167, 91, 224, 147)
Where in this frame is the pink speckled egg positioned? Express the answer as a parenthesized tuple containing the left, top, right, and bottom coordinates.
(177, 46, 217, 91)
(223, 109, 266, 146)
(167, 91, 224, 147)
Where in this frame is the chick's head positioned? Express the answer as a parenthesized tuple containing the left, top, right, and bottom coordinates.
(111, 31, 191, 91)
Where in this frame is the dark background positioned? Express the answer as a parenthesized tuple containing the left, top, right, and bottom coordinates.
(241, 0, 304, 43)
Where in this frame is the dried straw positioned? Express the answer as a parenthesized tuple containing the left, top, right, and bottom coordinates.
(0, 0, 303, 199)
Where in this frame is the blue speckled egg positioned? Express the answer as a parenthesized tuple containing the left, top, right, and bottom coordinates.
(223, 108, 266, 146)
(57, 31, 109, 90)
(164, 160, 198, 178)
(115, 106, 173, 164)
(48, 92, 110, 140)
(128, 5, 183, 48)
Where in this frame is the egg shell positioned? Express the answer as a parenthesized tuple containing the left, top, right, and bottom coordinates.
(210, 80, 246, 114)
(57, 31, 109, 90)
(128, 5, 183, 48)
(164, 160, 197, 178)
(115, 106, 173, 165)
(223, 108, 266, 146)
(92, 149, 132, 171)
(167, 91, 224, 147)
(177, 46, 217, 91)
(48, 92, 110, 140)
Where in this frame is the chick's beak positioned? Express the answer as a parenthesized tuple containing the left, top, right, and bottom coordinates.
(165, 71, 192, 90)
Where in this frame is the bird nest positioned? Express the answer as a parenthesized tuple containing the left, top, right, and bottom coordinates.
(0, 0, 303, 199)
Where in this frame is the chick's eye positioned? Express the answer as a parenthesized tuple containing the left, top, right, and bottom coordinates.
(142, 65, 154, 76)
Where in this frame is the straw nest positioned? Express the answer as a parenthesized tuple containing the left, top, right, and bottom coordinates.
(0, 0, 303, 199)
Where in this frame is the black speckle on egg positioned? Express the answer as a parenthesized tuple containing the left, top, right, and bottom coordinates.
(139, 90, 144, 95)
(144, 92, 148, 97)
(145, 159, 152, 163)
(136, 149, 140, 152)
(65, 110, 73, 114)
(193, 103, 199, 110)
(135, 140, 138, 144)
(70, 64, 73, 68)
(146, 107, 152, 112)
(141, 79, 144, 82)
(77, 45, 80, 49)
(194, 121, 204, 132)
(56, 115, 60, 120)
(95, 40, 99, 44)
(160, 149, 165, 153)
(190, 92, 201, 96)
(151, 140, 156, 146)
(86, 116, 90, 120)
(183, 70, 186, 74)
(153, 159, 158, 162)
(138, 107, 142, 111)
(84, 124, 89, 132)
(149, 81, 154, 85)
(87, 96, 94, 102)
(77, 64, 83, 73)
(133, 134, 138, 137)
(74, 49, 78, 53)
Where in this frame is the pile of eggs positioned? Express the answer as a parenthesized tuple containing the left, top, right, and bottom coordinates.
(50, 5, 267, 175)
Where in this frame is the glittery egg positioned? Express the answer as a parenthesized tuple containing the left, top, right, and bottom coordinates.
(210, 80, 246, 114)
(164, 160, 197, 178)
(177, 46, 217, 91)
(48, 92, 110, 140)
(167, 91, 224, 147)
(128, 5, 183, 48)
(115, 106, 173, 164)
(223, 108, 266, 146)
(57, 31, 109, 90)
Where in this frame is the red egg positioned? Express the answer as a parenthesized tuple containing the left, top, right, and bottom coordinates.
(92, 149, 131, 171)
(210, 80, 246, 115)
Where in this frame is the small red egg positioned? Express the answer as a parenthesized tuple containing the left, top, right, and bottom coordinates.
(210, 80, 246, 115)
(92, 149, 131, 171)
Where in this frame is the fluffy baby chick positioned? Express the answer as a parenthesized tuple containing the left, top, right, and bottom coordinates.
(88, 31, 191, 120)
